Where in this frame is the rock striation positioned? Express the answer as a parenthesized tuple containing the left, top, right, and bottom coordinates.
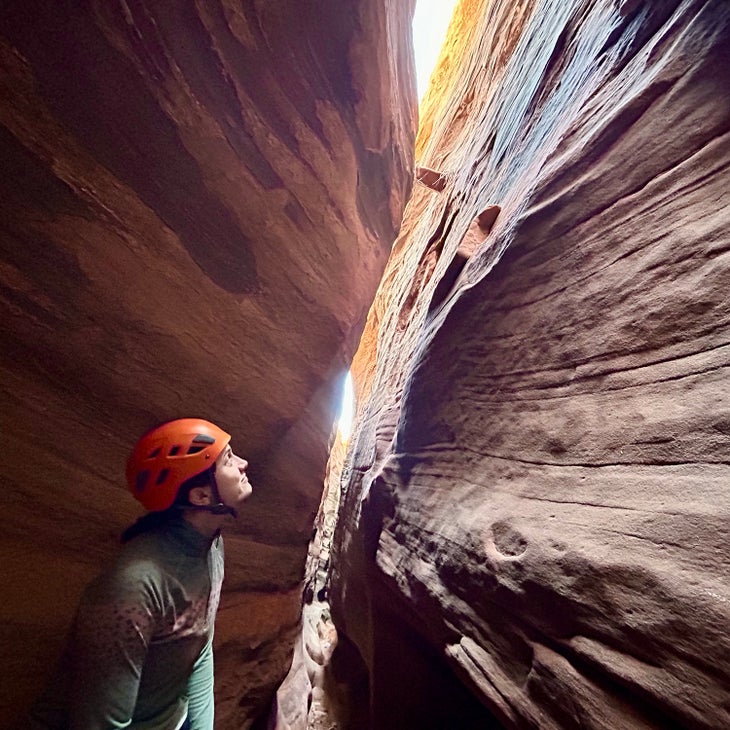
(0, 1, 415, 727)
(330, 0, 730, 727)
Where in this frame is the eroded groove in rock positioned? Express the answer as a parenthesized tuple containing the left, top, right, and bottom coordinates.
(330, 0, 730, 728)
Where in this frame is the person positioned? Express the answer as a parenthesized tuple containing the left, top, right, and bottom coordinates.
(29, 418, 253, 730)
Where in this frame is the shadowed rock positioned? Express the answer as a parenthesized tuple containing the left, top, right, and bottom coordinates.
(0, 1, 416, 727)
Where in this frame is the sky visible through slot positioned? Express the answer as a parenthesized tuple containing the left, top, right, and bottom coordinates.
(337, 0, 458, 441)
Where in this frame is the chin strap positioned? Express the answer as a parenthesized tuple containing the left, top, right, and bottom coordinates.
(206, 468, 238, 518)
(205, 502, 237, 517)
(179, 468, 237, 518)
(184, 502, 236, 517)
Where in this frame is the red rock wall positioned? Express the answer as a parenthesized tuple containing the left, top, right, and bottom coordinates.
(331, 0, 730, 727)
(0, 1, 415, 727)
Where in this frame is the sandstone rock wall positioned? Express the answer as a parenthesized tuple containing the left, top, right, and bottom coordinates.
(331, 0, 730, 727)
(0, 1, 415, 727)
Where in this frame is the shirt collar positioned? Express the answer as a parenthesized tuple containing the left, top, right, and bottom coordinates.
(164, 515, 218, 556)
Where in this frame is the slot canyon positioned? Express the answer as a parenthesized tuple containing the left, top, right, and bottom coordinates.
(1, 1, 729, 728)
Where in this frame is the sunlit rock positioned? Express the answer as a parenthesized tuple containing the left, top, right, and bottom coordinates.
(330, 0, 730, 727)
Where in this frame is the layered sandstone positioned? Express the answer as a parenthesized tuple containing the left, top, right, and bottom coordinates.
(0, 1, 415, 727)
(330, 0, 730, 727)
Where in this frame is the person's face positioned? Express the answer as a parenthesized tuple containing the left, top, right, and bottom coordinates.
(214, 444, 253, 509)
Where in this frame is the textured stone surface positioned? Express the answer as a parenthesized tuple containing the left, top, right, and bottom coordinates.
(330, 0, 730, 727)
(0, 1, 415, 727)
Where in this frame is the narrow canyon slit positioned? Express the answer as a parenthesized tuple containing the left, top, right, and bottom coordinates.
(285, 1, 730, 729)
(2, 1, 729, 729)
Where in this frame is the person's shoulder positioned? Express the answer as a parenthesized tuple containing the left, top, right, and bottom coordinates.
(83, 537, 167, 604)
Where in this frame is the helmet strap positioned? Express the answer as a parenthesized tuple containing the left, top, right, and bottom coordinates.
(180, 465, 237, 518)
(205, 467, 238, 517)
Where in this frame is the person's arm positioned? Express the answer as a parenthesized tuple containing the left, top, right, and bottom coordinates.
(186, 535, 223, 729)
(67, 576, 156, 730)
(185, 635, 215, 730)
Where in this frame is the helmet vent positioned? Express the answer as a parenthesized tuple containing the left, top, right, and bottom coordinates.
(135, 470, 150, 492)
(156, 468, 170, 486)
(192, 434, 215, 444)
(169, 445, 181, 456)
(148, 447, 162, 459)
(187, 445, 205, 455)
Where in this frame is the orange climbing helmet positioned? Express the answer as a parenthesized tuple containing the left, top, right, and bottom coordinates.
(126, 418, 231, 512)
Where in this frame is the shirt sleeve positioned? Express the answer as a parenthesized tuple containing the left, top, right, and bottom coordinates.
(186, 535, 223, 730)
(66, 574, 156, 730)
(185, 635, 215, 730)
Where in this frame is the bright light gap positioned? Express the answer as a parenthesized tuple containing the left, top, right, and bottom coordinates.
(413, 0, 459, 101)
(336, 1, 457, 441)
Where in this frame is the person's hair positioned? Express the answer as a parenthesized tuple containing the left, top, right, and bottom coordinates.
(121, 466, 215, 543)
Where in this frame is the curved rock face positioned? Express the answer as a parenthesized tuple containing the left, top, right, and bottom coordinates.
(0, 1, 415, 727)
(331, 0, 730, 727)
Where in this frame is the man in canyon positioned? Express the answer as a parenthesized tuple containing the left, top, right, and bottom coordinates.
(30, 417, 253, 730)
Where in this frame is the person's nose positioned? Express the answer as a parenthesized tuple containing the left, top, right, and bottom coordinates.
(236, 456, 248, 472)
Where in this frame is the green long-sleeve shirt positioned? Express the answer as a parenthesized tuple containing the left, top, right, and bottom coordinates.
(30, 516, 224, 730)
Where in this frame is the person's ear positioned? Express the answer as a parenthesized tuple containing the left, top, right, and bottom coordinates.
(187, 485, 213, 507)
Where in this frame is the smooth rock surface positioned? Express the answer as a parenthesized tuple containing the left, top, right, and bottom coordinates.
(330, 0, 730, 727)
(0, 1, 415, 726)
